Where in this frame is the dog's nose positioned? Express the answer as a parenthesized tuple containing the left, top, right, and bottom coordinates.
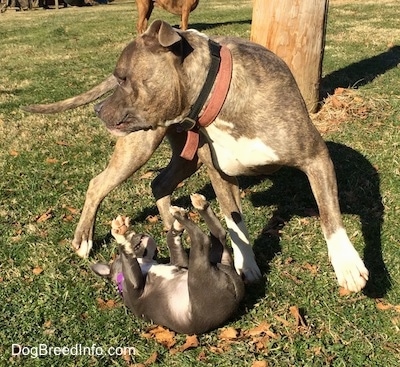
(94, 102, 103, 116)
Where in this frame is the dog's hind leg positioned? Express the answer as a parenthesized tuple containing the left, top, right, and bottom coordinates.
(73, 128, 166, 258)
(302, 150, 369, 292)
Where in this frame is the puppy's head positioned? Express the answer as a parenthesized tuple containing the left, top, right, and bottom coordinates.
(90, 233, 157, 286)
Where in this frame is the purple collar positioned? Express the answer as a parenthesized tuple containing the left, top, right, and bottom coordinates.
(116, 272, 124, 295)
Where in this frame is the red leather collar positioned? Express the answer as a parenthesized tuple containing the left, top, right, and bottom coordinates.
(180, 45, 233, 160)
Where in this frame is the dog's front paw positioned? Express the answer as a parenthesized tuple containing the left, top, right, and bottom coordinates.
(111, 215, 133, 244)
(328, 230, 369, 292)
(75, 239, 93, 258)
(330, 249, 369, 292)
(190, 193, 209, 211)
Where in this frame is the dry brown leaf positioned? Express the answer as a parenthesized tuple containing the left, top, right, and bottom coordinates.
(339, 287, 352, 297)
(289, 305, 307, 328)
(36, 209, 53, 223)
(96, 298, 118, 310)
(32, 266, 44, 275)
(145, 326, 176, 349)
(246, 322, 271, 337)
(9, 150, 19, 157)
(376, 300, 393, 311)
(56, 140, 70, 146)
(179, 335, 199, 352)
(46, 157, 58, 164)
(218, 327, 239, 340)
(146, 215, 159, 224)
(144, 351, 158, 365)
(209, 346, 225, 354)
(140, 171, 155, 179)
(63, 205, 79, 214)
(252, 361, 268, 367)
(197, 349, 207, 362)
(302, 263, 319, 275)
(274, 315, 290, 327)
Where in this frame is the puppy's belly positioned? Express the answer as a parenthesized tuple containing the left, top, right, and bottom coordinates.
(145, 265, 191, 326)
(204, 121, 280, 176)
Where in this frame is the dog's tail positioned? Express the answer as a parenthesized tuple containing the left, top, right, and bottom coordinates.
(21, 74, 118, 114)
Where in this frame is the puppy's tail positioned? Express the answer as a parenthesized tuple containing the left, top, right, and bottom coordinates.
(21, 74, 118, 114)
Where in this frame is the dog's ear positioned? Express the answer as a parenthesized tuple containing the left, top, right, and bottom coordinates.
(145, 20, 182, 48)
(90, 263, 111, 278)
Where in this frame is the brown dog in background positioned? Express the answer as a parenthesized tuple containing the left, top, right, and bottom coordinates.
(136, 0, 199, 33)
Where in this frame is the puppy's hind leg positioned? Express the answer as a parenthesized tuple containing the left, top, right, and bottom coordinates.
(190, 193, 233, 266)
(166, 216, 189, 268)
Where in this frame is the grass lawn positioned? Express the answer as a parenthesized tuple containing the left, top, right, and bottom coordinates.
(0, 0, 399, 365)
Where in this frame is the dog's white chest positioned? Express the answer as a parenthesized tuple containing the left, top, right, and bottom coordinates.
(204, 120, 280, 176)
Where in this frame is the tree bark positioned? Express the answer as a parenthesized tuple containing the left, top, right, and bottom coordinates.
(251, 0, 329, 113)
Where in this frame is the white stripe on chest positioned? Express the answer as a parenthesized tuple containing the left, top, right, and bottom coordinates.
(203, 120, 280, 176)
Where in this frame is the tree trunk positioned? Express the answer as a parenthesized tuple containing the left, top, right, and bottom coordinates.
(250, 0, 329, 113)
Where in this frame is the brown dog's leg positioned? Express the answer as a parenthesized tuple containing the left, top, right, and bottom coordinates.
(151, 131, 201, 230)
(136, 0, 154, 34)
(197, 143, 261, 282)
(74, 128, 166, 257)
(301, 152, 369, 292)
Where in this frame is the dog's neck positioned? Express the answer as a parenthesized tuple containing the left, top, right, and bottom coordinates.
(178, 39, 233, 160)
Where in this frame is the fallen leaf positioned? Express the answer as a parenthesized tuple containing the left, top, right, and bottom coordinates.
(376, 300, 393, 311)
(140, 171, 155, 179)
(289, 305, 307, 328)
(339, 287, 352, 297)
(36, 208, 53, 223)
(302, 263, 319, 275)
(43, 320, 52, 328)
(144, 326, 176, 349)
(63, 205, 79, 214)
(252, 361, 268, 367)
(218, 327, 239, 340)
(9, 150, 19, 157)
(146, 215, 159, 224)
(197, 349, 207, 362)
(144, 351, 158, 365)
(45, 157, 58, 164)
(56, 140, 70, 146)
(246, 322, 271, 337)
(96, 298, 118, 310)
(179, 334, 199, 352)
(274, 315, 290, 327)
(32, 266, 44, 275)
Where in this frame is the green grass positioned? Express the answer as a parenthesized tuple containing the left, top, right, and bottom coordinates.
(1, 0, 399, 366)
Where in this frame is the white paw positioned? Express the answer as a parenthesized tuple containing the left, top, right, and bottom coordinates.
(232, 244, 262, 283)
(328, 229, 369, 292)
(75, 239, 93, 258)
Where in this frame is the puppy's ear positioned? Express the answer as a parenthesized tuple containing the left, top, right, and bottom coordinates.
(145, 20, 182, 48)
(90, 263, 111, 278)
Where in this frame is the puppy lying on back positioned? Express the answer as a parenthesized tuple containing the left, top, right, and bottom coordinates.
(91, 194, 245, 334)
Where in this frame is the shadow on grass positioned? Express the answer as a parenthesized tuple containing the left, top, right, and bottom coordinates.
(189, 19, 251, 32)
(247, 142, 389, 298)
(321, 45, 400, 97)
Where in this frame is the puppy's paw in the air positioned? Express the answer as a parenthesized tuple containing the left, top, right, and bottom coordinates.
(169, 206, 188, 219)
(111, 215, 133, 244)
(190, 193, 209, 211)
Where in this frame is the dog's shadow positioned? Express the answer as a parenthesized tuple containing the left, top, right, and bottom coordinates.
(244, 142, 389, 299)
